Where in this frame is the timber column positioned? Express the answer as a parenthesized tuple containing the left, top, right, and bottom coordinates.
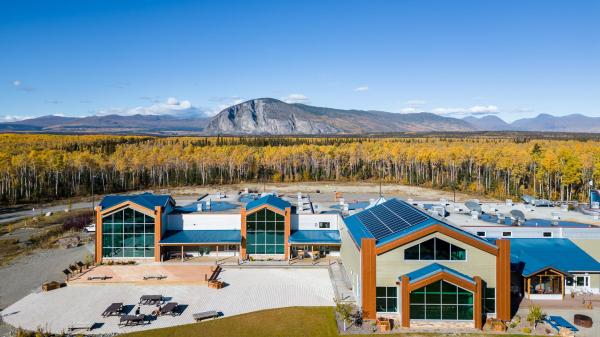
(496, 239, 511, 321)
(94, 206, 102, 263)
(360, 238, 377, 319)
(154, 206, 163, 262)
(284, 206, 291, 260)
(240, 207, 247, 259)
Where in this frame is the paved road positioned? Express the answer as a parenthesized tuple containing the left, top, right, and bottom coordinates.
(0, 201, 94, 224)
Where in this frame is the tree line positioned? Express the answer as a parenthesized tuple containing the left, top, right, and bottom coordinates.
(0, 134, 598, 204)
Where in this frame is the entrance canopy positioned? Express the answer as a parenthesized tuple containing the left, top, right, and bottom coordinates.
(159, 230, 241, 245)
(289, 230, 341, 245)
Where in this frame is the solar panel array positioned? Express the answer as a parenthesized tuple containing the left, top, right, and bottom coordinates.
(356, 199, 429, 240)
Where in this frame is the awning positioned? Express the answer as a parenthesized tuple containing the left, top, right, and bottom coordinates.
(159, 230, 241, 245)
(289, 230, 341, 244)
(399, 263, 476, 285)
(510, 238, 600, 277)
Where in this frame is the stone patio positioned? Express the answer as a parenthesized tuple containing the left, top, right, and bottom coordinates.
(2, 268, 335, 334)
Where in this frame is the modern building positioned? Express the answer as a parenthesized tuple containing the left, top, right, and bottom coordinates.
(95, 192, 341, 263)
(95, 192, 600, 329)
(339, 198, 510, 328)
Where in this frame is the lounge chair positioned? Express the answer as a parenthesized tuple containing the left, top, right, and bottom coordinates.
(119, 314, 146, 326)
(139, 295, 163, 305)
(159, 302, 179, 316)
(67, 322, 95, 331)
(193, 310, 218, 321)
(546, 316, 579, 333)
(102, 302, 123, 317)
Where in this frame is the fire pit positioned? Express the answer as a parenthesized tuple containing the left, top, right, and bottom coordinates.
(574, 314, 593, 328)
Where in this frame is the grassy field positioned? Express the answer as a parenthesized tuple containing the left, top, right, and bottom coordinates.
(120, 307, 525, 337)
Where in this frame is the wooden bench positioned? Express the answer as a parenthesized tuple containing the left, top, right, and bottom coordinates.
(68, 322, 95, 332)
(143, 274, 167, 280)
(193, 310, 219, 322)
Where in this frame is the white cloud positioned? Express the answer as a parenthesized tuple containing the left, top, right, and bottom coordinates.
(432, 105, 499, 117)
(281, 93, 309, 104)
(354, 86, 369, 92)
(97, 97, 207, 118)
(404, 99, 427, 107)
(209, 98, 245, 116)
(400, 107, 418, 113)
(2, 115, 32, 122)
(13, 80, 21, 87)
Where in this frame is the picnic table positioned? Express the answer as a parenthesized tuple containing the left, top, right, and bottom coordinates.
(119, 314, 146, 326)
(101, 302, 123, 317)
(193, 310, 219, 322)
(139, 295, 163, 305)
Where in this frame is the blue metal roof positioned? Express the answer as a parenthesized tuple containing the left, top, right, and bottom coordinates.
(159, 230, 241, 244)
(100, 192, 174, 211)
(245, 194, 291, 212)
(510, 238, 600, 277)
(400, 263, 475, 285)
(289, 230, 341, 244)
(344, 198, 496, 250)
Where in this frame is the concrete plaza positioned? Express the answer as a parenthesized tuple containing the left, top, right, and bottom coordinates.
(2, 268, 335, 334)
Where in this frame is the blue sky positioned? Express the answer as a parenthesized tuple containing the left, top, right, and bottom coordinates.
(1, 0, 598, 122)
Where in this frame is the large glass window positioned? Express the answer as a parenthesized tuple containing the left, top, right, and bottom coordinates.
(410, 280, 473, 320)
(102, 208, 155, 258)
(246, 209, 285, 254)
(376, 287, 398, 313)
(404, 238, 467, 261)
(483, 287, 495, 314)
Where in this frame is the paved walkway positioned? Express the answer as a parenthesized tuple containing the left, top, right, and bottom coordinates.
(2, 268, 335, 335)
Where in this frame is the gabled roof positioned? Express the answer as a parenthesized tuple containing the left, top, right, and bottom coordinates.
(160, 230, 241, 244)
(344, 198, 495, 250)
(510, 238, 600, 277)
(245, 194, 291, 212)
(400, 263, 475, 285)
(289, 230, 341, 244)
(99, 192, 174, 212)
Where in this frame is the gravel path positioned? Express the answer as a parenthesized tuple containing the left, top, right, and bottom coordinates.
(0, 243, 94, 309)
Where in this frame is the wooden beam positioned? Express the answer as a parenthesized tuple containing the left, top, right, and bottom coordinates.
(154, 206, 163, 262)
(401, 275, 410, 328)
(95, 206, 102, 263)
(496, 239, 511, 321)
(284, 207, 291, 260)
(375, 223, 499, 256)
(240, 207, 247, 260)
(360, 238, 377, 320)
(474, 276, 483, 329)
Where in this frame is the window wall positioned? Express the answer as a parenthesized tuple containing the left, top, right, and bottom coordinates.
(410, 280, 473, 320)
(376, 287, 398, 313)
(102, 208, 155, 258)
(246, 208, 285, 254)
(404, 238, 467, 261)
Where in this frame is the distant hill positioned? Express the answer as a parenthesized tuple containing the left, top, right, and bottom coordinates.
(463, 115, 512, 131)
(205, 98, 475, 134)
(464, 113, 600, 133)
(1, 99, 598, 134)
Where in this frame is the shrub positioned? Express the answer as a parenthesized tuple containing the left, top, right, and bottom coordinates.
(62, 211, 93, 232)
(522, 327, 531, 333)
(527, 304, 545, 327)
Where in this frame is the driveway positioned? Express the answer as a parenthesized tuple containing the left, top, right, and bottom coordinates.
(1, 268, 335, 334)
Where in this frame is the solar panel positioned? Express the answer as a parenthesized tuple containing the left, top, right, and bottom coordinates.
(356, 199, 429, 240)
(357, 211, 392, 239)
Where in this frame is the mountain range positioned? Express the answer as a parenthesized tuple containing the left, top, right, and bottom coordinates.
(1, 98, 599, 134)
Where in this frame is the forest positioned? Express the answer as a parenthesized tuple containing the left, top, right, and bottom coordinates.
(0, 133, 599, 204)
